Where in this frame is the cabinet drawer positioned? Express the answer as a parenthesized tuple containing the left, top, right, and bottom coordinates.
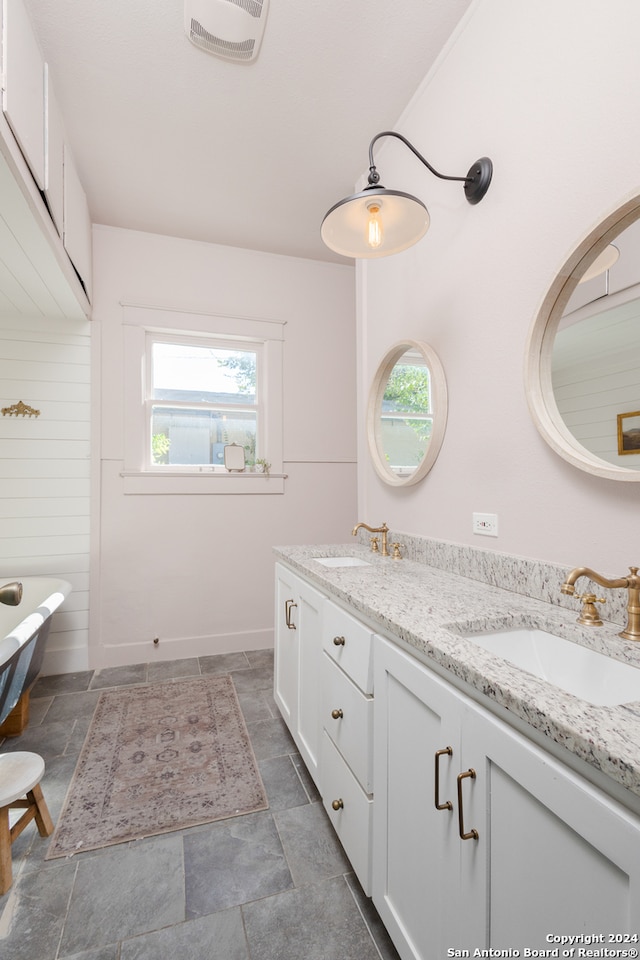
(322, 653, 373, 792)
(321, 731, 373, 895)
(323, 601, 374, 694)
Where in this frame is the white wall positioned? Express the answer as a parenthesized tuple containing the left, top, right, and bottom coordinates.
(91, 226, 356, 669)
(357, 0, 640, 574)
(0, 314, 90, 673)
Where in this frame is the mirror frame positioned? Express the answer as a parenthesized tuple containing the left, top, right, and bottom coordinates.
(525, 194, 640, 482)
(367, 339, 448, 487)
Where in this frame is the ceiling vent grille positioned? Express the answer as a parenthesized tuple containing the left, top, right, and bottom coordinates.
(184, 0, 270, 63)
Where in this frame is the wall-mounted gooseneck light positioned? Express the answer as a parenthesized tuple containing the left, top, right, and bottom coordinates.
(320, 131, 493, 259)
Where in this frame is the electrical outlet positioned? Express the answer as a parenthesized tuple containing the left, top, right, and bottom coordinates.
(472, 512, 498, 537)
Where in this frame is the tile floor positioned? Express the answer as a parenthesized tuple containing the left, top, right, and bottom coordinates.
(0, 650, 400, 960)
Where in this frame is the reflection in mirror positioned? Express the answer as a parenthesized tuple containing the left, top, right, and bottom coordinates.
(367, 340, 447, 486)
(526, 196, 640, 481)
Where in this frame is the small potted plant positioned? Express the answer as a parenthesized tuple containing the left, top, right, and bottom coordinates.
(254, 458, 271, 475)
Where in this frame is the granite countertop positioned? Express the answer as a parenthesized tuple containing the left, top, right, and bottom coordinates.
(274, 543, 640, 805)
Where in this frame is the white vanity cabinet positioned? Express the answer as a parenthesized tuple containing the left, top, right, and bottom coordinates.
(320, 599, 375, 893)
(274, 563, 326, 786)
(373, 635, 640, 959)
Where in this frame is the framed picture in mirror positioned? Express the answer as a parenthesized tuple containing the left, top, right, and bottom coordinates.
(617, 411, 640, 455)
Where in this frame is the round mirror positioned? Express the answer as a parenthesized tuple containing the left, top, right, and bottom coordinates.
(367, 340, 448, 486)
(525, 195, 640, 481)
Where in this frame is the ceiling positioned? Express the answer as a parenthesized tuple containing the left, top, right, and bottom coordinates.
(23, 0, 473, 263)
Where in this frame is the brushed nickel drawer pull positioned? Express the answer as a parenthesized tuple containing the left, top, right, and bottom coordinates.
(284, 599, 297, 629)
(435, 746, 453, 811)
(457, 769, 479, 840)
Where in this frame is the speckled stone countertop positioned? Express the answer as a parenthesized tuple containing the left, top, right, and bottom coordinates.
(274, 543, 640, 806)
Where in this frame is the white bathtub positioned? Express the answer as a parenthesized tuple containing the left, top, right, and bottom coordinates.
(0, 577, 72, 726)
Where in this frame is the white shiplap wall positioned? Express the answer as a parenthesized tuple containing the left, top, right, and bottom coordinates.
(552, 296, 640, 468)
(0, 314, 90, 673)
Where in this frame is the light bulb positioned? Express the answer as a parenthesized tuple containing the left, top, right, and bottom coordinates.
(366, 203, 383, 249)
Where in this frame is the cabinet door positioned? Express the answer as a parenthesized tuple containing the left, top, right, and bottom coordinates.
(274, 563, 298, 728)
(373, 637, 463, 960)
(273, 564, 325, 786)
(295, 576, 324, 783)
(2, 0, 45, 188)
(463, 705, 640, 949)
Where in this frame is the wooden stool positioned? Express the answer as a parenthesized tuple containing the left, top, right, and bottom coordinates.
(0, 752, 54, 894)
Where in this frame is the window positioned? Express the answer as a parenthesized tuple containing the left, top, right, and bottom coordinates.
(122, 305, 285, 494)
(147, 337, 261, 469)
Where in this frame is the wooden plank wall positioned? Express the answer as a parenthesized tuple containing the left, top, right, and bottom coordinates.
(0, 314, 90, 673)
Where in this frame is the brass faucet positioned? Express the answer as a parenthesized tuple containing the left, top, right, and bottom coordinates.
(352, 521, 389, 557)
(561, 566, 640, 641)
(0, 581, 22, 606)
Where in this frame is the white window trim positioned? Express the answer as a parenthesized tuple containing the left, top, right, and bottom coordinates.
(121, 304, 285, 495)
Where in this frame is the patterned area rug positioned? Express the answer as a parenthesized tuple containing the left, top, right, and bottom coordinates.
(46, 675, 268, 858)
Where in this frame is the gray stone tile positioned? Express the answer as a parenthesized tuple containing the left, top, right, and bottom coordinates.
(244, 648, 274, 671)
(237, 689, 274, 723)
(229, 664, 274, 695)
(258, 755, 309, 811)
(245, 715, 296, 761)
(198, 652, 250, 675)
(274, 801, 350, 886)
(147, 657, 201, 682)
(0, 718, 78, 761)
(184, 811, 293, 917)
(242, 875, 383, 960)
(59, 835, 185, 955)
(32, 671, 94, 698)
(59, 948, 119, 960)
(345, 873, 402, 960)
(28, 695, 54, 726)
(40, 690, 100, 726)
(291, 753, 321, 802)
(0, 858, 78, 960)
(120, 908, 249, 960)
(89, 663, 147, 689)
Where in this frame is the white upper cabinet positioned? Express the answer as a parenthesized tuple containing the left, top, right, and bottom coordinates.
(44, 64, 63, 236)
(0, 0, 92, 314)
(63, 144, 92, 302)
(2, 0, 45, 189)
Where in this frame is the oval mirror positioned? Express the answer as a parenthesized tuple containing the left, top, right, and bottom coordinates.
(525, 195, 640, 481)
(367, 339, 448, 486)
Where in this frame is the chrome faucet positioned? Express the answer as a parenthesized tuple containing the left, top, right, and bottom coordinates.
(561, 566, 640, 641)
(0, 581, 22, 606)
(352, 521, 389, 556)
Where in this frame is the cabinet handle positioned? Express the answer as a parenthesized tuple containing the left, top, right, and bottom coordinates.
(331, 799, 344, 811)
(333, 635, 346, 646)
(331, 708, 343, 720)
(434, 746, 453, 811)
(457, 769, 479, 840)
(284, 599, 297, 629)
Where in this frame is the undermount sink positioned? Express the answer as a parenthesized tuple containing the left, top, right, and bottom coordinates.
(314, 556, 372, 568)
(465, 628, 640, 706)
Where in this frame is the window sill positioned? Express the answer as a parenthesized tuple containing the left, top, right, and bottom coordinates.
(120, 471, 287, 495)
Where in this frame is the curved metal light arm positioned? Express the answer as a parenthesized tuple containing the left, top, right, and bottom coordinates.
(367, 131, 470, 186)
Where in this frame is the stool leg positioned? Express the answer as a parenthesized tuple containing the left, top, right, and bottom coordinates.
(0, 806, 12, 896)
(29, 785, 54, 837)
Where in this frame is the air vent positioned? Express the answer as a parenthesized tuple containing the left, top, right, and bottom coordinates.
(184, 0, 270, 63)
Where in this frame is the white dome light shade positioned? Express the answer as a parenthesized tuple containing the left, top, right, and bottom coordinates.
(321, 188, 430, 259)
(578, 244, 620, 283)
